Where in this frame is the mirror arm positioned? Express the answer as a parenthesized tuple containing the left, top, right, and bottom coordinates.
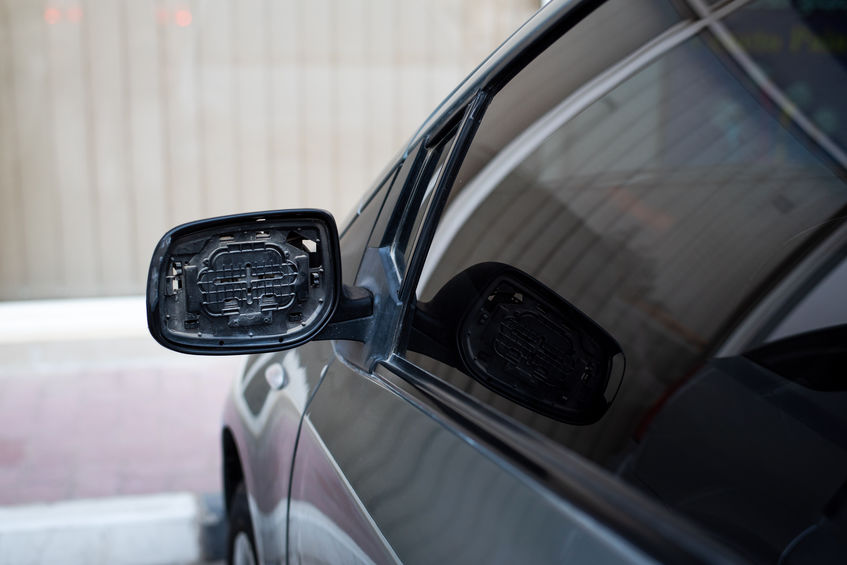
(314, 284, 374, 342)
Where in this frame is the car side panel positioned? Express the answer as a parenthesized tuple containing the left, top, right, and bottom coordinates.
(288, 356, 654, 565)
(222, 341, 334, 565)
(221, 190, 386, 565)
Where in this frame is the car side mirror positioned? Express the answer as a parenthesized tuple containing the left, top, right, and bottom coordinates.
(147, 209, 371, 355)
(409, 263, 625, 424)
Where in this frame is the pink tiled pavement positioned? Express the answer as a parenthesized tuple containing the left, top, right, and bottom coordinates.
(0, 359, 240, 505)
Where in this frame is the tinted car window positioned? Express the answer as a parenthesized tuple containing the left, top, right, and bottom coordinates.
(413, 32, 847, 456)
(723, 0, 847, 154)
(402, 2, 847, 561)
(340, 168, 397, 285)
(447, 0, 683, 195)
(765, 249, 847, 343)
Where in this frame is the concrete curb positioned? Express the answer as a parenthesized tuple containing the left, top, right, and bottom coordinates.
(0, 493, 226, 565)
(0, 297, 148, 344)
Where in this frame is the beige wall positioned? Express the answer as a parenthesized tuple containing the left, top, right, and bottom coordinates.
(0, 0, 536, 300)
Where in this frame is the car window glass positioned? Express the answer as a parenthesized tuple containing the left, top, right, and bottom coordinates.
(382, 0, 683, 287)
(412, 30, 847, 457)
(368, 141, 427, 250)
(340, 168, 397, 286)
(764, 246, 847, 343)
(449, 0, 683, 196)
(721, 0, 847, 165)
(401, 3, 847, 561)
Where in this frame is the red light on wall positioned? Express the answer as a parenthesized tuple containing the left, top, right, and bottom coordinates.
(44, 7, 61, 25)
(174, 9, 192, 27)
(66, 6, 82, 23)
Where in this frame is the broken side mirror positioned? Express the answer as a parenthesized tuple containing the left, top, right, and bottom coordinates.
(409, 263, 625, 425)
(147, 209, 370, 355)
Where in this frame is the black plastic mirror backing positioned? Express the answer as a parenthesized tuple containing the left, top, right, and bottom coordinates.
(410, 263, 625, 424)
(147, 209, 341, 355)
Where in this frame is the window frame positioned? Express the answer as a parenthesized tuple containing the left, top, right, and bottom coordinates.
(394, 96, 490, 303)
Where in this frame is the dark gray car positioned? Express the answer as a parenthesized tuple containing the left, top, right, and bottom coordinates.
(147, 0, 847, 563)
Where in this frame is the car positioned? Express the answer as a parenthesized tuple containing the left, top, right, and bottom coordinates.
(145, 0, 847, 563)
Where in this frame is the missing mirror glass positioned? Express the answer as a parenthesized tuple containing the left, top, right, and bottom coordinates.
(147, 210, 340, 354)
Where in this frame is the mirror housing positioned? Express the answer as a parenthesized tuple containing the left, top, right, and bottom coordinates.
(410, 263, 625, 424)
(147, 209, 362, 355)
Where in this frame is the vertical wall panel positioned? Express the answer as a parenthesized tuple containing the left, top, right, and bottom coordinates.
(46, 0, 98, 294)
(124, 0, 168, 285)
(301, 1, 334, 212)
(365, 0, 399, 177)
(196, 0, 238, 219)
(335, 0, 369, 208)
(397, 3, 432, 145)
(0, 0, 538, 300)
(161, 0, 202, 228)
(7, 0, 61, 297)
(430, 1, 465, 124)
(267, 0, 301, 212)
(233, 0, 271, 214)
(0, 2, 23, 292)
(87, 0, 135, 293)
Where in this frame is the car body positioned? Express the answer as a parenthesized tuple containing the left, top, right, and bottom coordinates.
(149, 0, 847, 563)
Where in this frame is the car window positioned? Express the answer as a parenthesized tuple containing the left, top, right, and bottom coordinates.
(366, 140, 428, 252)
(442, 0, 684, 200)
(400, 1, 847, 561)
(340, 167, 398, 286)
(764, 248, 847, 343)
(410, 5, 846, 456)
(380, 0, 684, 288)
(721, 0, 847, 160)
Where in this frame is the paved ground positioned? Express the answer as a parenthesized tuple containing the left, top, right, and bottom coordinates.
(0, 354, 239, 505)
(0, 297, 242, 563)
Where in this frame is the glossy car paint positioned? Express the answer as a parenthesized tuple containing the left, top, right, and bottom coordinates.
(290, 356, 652, 564)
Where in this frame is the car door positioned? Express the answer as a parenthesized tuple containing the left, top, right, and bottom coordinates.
(284, 2, 751, 562)
(285, 130, 667, 563)
(281, 197, 691, 562)
(285, 102, 717, 562)
(220, 161, 401, 565)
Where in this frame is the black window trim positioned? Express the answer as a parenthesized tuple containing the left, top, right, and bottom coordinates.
(388, 106, 473, 291)
(396, 92, 491, 304)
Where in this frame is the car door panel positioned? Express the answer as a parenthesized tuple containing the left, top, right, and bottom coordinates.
(288, 354, 653, 564)
(229, 340, 335, 565)
(289, 376, 400, 565)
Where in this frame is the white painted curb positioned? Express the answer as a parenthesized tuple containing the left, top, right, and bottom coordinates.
(0, 296, 147, 344)
(0, 493, 201, 565)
